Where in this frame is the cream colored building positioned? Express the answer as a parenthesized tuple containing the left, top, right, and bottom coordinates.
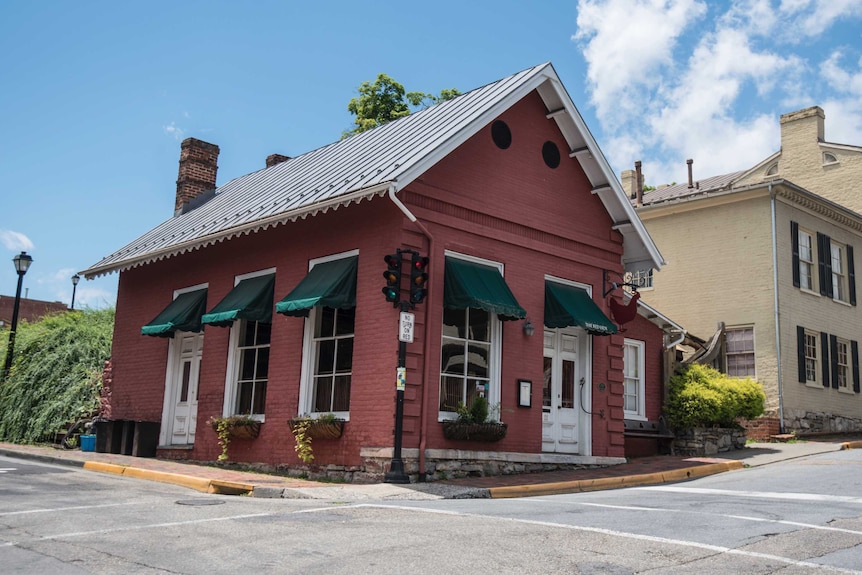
(625, 107, 862, 434)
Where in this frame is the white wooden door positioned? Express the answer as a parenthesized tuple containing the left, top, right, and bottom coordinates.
(542, 330, 581, 453)
(168, 332, 203, 445)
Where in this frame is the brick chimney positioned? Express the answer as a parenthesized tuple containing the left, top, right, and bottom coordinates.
(175, 138, 220, 216)
(621, 169, 636, 200)
(266, 154, 291, 168)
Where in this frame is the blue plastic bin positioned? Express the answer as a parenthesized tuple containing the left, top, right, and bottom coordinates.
(80, 434, 96, 452)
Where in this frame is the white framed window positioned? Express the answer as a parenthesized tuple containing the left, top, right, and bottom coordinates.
(623, 339, 645, 420)
(823, 152, 839, 165)
(235, 320, 270, 415)
(766, 163, 779, 176)
(725, 326, 755, 378)
(831, 242, 847, 302)
(298, 251, 357, 418)
(798, 229, 814, 291)
(804, 330, 819, 385)
(223, 268, 275, 419)
(438, 252, 503, 420)
(836, 338, 850, 391)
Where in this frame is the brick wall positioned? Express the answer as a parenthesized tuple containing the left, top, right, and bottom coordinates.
(114, 89, 662, 470)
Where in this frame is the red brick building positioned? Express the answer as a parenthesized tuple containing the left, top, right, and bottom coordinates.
(0, 296, 68, 328)
(83, 63, 681, 480)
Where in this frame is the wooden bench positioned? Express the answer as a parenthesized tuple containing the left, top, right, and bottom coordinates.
(624, 418, 675, 455)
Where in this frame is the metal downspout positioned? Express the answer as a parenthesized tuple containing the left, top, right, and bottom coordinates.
(770, 183, 785, 433)
(387, 185, 435, 481)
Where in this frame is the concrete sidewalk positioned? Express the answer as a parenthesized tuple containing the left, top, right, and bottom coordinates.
(2, 438, 859, 500)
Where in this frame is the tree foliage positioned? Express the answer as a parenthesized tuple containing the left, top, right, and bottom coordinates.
(343, 73, 460, 138)
(665, 363, 765, 430)
(0, 308, 114, 443)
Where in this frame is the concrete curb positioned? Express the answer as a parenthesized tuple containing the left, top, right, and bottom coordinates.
(0, 447, 86, 469)
(487, 461, 745, 499)
(80, 462, 255, 495)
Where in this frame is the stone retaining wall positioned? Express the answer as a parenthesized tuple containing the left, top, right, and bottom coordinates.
(672, 427, 746, 457)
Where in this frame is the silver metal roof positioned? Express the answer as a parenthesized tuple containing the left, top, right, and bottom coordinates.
(637, 171, 747, 206)
(84, 62, 663, 278)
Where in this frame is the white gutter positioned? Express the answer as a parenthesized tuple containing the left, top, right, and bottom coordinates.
(387, 185, 435, 482)
(770, 183, 785, 433)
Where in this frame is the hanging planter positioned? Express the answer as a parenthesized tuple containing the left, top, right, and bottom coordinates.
(441, 420, 508, 442)
(208, 415, 262, 463)
(288, 417, 345, 440)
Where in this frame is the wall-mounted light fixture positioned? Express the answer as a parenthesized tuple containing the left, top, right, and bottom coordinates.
(522, 319, 535, 337)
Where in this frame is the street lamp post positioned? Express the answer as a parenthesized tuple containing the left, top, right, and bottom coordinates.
(71, 274, 80, 310)
(3, 252, 33, 380)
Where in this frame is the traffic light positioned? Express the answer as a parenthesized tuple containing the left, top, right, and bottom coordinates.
(382, 252, 402, 305)
(409, 253, 429, 305)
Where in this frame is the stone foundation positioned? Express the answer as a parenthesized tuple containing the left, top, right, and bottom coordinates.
(672, 427, 746, 457)
(193, 448, 627, 484)
(783, 409, 862, 435)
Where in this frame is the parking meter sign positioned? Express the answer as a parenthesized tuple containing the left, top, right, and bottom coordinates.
(399, 312, 414, 343)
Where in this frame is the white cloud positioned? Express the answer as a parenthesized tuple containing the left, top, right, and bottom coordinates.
(573, 0, 707, 127)
(163, 121, 185, 140)
(573, 0, 862, 186)
(0, 230, 34, 252)
(778, 0, 862, 38)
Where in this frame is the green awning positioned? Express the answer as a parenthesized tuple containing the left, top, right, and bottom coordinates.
(276, 256, 358, 317)
(201, 274, 275, 327)
(544, 281, 617, 335)
(141, 289, 208, 337)
(443, 257, 526, 321)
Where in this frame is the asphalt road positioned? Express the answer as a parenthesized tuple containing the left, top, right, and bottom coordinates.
(1, 451, 861, 574)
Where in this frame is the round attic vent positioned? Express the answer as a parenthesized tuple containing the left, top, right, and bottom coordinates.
(542, 141, 560, 169)
(491, 120, 512, 149)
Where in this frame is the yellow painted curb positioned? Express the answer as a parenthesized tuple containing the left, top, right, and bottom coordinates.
(841, 441, 862, 450)
(488, 461, 744, 499)
(121, 467, 212, 493)
(82, 461, 127, 475)
(209, 479, 254, 495)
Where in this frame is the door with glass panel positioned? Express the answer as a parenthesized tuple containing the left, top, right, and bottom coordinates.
(168, 332, 203, 445)
(542, 329, 581, 453)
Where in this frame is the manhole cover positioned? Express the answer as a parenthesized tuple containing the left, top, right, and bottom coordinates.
(175, 499, 226, 506)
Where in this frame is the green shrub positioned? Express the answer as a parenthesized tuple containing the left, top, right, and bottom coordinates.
(0, 308, 114, 443)
(665, 363, 765, 430)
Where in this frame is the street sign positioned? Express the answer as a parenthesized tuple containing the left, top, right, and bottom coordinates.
(399, 311, 414, 343)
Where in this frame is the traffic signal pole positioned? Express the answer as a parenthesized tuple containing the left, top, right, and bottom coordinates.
(384, 299, 410, 484)
(382, 249, 427, 484)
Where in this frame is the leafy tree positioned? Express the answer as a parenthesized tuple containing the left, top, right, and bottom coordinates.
(343, 73, 460, 138)
(0, 308, 114, 443)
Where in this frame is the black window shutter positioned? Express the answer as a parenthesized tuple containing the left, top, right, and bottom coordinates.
(852, 340, 860, 393)
(817, 233, 828, 296)
(791, 221, 800, 288)
(848, 245, 856, 306)
(825, 234, 834, 298)
(830, 334, 839, 389)
(821, 331, 831, 387)
(797, 326, 807, 383)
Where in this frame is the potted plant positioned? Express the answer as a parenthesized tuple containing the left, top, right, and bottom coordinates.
(441, 396, 508, 442)
(288, 413, 345, 464)
(209, 414, 261, 462)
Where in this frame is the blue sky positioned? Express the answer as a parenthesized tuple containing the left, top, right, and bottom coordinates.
(2, 1, 861, 308)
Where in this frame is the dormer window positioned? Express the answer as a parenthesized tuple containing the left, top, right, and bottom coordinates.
(823, 152, 839, 165)
(766, 163, 779, 176)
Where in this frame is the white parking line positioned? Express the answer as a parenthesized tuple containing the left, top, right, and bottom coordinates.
(636, 485, 862, 504)
(0, 512, 274, 547)
(539, 501, 862, 536)
(0, 502, 136, 517)
(0, 468, 17, 473)
(351, 504, 862, 574)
